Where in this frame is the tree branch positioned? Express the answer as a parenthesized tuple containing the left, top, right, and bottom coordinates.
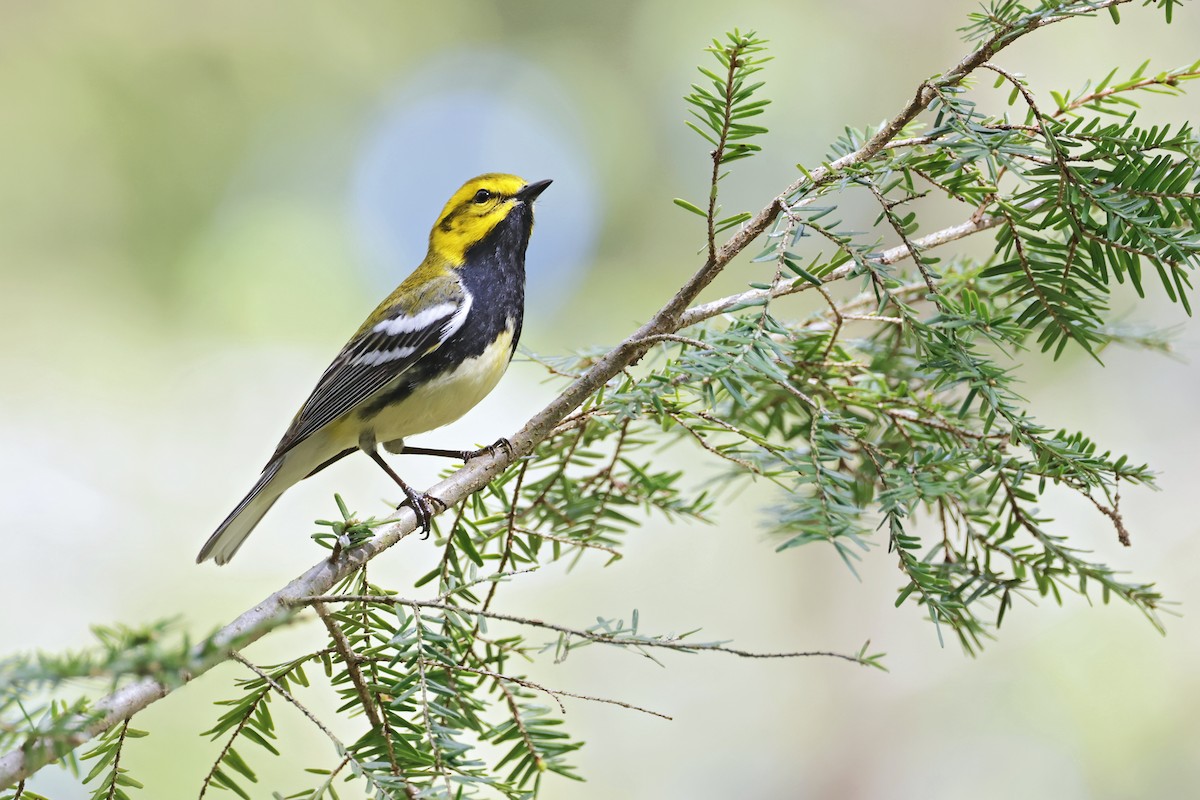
(676, 211, 1005, 329)
(299, 596, 872, 663)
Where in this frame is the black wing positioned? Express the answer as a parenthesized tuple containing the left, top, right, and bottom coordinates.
(268, 283, 469, 461)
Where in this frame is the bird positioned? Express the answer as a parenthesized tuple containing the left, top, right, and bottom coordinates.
(197, 173, 551, 565)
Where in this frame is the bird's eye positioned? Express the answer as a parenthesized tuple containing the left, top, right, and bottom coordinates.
(473, 189, 492, 204)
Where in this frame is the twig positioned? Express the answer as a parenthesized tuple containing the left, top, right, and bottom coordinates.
(198, 700, 259, 799)
(705, 38, 744, 262)
(677, 211, 1005, 329)
(229, 653, 420, 800)
(512, 527, 623, 559)
(353, 568, 405, 793)
(441, 566, 541, 605)
(104, 719, 130, 800)
(437, 501, 471, 591)
(814, 283, 845, 359)
(311, 756, 353, 798)
(412, 607, 453, 797)
(312, 602, 403, 780)
(882, 408, 1005, 443)
(1063, 67, 1200, 112)
(667, 410, 763, 474)
(313, 604, 383, 732)
(444, 663, 672, 720)
(298, 596, 874, 665)
(864, 180, 942, 303)
(843, 314, 904, 325)
(493, 675, 545, 772)
(1085, 487, 1132, 547)
(635, 332, 715, 350)
(482, 460, 529, 610)
(228, 652, 343, 751)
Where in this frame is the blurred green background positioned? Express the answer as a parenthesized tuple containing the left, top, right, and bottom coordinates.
(3, 1, 1199, 797)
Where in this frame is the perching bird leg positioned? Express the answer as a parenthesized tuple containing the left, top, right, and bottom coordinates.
(365, 447, 437, 538)
(398, 437, 513, 462)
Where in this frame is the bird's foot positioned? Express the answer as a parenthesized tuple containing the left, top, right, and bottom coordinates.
(463, 437, 513, 461)
(397, 487, 446, 539)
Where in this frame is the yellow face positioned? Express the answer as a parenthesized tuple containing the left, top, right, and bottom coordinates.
(429, 173, 531, 265)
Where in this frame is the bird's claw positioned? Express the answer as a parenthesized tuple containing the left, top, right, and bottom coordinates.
(397, 487, 443, 539)
(464, 437, 513, 461)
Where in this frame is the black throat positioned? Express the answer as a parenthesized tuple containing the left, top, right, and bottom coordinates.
(456, 203, 531, 356)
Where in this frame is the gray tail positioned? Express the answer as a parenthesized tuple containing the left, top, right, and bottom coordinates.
(197, 460, 286, 566)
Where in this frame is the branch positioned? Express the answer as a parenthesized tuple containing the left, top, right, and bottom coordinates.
(706, 37, 743, 262)
(298, 596, 872, 664)
(0, 4, 1132, 786)
(442, 663, 672, 721)
(229, 652, 344, 752)
(311, 601, 407, 786)
(677, 211, 1005, 329)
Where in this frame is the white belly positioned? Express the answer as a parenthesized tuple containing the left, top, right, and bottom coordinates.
(363, 326, 515, 442)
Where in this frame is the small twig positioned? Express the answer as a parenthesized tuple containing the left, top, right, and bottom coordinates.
(635, 332, 716, 350)
(583, 419, 630, 525)
(354, 568, 404, 788)
(999, 210, 1077, 342)
(198, 698, 260, 799)
(512, 527, 623, 559)
(864, 180, 942, 303)
(482, 460, 529, 609)
(525, 424, 586, 511)
(885, 134, 940, 149)
(311, 756, 354, 798)
(228, 652, 343, 751)
(437, 501, 471, 591)
(667, 410, 763, 474)
(814, 283, 845, 359)
(442, 566, 541, 605)
(842, 314, 904, 325)
(494, 677, 545, 773)
(692, 410, 794, 465)
(794, 358, 869, 370)
(1086, 486, 1132, 547)
(762, 205, 797, 331)
(412, 607, 453, 796)
(1066, 68, 1200, 111)
(444, 663, 672, 720)
(313, 603, 383, 732)
(312, 601, 405, 784)
(104, 719, 130, 800)
(228, 655, 419, 800)
(552, 407, 601, 433)
(705, 39, 744, 262)
(966, 61, 1200, 218)
(298, 596, 873, 665)
(882, 407, 1007, 443)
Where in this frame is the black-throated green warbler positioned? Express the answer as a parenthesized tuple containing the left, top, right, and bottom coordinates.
(197, 173, 551, 565)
